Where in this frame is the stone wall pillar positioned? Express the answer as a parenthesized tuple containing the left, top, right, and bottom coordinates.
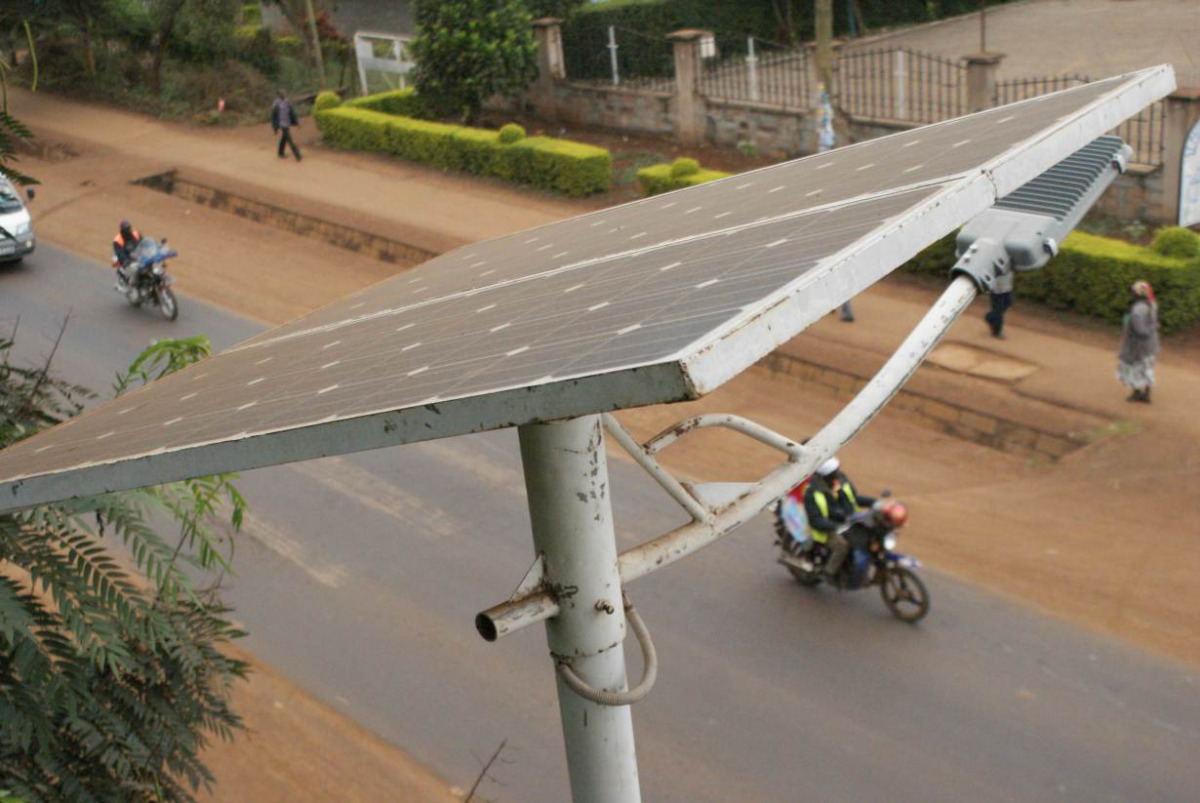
(1160, 88, 1200, 225)
(668, 29, 710, 147)
(532, 18, 565, 121)
(964, 52, 1004, 113)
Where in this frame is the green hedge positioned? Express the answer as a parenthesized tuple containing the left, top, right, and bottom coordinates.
(636, 162, 730, 196)
(315, 106, 612, 196)
(313, 91, 341, 112)
(903, 231, 1200, 333)
(343, 88, 427, 118)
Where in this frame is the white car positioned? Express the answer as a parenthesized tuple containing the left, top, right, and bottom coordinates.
(0, 177, 35, 263)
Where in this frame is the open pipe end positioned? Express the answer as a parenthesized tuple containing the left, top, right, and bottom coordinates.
(475, 612, 499, 642)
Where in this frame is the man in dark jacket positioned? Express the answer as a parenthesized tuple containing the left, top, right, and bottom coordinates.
(804, 457, 875, 578)
(112, 220, 141, 289)
(270, 88, 302, 161)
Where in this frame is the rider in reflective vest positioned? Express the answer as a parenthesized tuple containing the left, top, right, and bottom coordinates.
(803, 457, 875, 578)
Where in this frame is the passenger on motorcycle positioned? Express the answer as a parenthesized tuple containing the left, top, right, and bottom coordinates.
(803, 457, 875, 578)
(112, 220, 141, 286)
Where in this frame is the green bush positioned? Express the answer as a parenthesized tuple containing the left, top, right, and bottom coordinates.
(1150, 226, 1200, 259)
(902, 231, 1200, 333)
(343, 87, 426, 118)
(500, 136, 613, 196)
(313, 90, 342, 112)
(670, 156, 699, 178)
(275, 34, 302, 56)
(499, 122, 526, 144)
(636, 162, 730, 196)
(315, 103, 612, 196)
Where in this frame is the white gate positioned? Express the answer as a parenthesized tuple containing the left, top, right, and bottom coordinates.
(353, 30, 415, 95)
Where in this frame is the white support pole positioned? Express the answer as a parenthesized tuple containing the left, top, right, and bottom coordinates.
(747, 37, 760, 102)
(608, 25, 620, 86)
(518, 416, 641, 803)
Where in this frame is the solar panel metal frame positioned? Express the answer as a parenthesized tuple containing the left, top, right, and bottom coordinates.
(0, 66, 1174, 512)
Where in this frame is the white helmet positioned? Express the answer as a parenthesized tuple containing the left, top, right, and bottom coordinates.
(817, 457, 840, 477)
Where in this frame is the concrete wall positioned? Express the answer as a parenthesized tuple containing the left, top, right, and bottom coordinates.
(756, 351, 1085, 461)
(705, 101, 808, 158)
(542, 83, 675, 137)
(134, 171, 436, 268)
(1090, 166, 1165, 223)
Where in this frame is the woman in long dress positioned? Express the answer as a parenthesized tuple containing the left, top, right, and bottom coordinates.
(1117, 280, 1159, 403)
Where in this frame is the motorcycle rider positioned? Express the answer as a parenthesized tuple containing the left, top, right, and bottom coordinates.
(804, 457, 875, 579)
(112, 220, 142, 288)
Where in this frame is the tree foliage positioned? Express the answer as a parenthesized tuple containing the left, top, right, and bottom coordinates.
(0, 331, 248, 802)
(411, 0, 539, 124)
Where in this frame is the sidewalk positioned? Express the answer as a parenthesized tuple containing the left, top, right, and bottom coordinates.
(10, 87, 1200, 793)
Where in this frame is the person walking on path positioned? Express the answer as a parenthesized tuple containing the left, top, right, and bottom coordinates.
(271, 89, 302, 162)
(984, 268, 1014, 339)
(1117, 280, 1159, 403)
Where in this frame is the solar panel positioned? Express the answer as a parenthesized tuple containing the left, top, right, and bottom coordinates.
(0, 66, 1173, 510)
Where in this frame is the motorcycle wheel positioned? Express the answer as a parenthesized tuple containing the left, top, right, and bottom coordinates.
(156, 286, 179, 321)
(787, 565, 822, 587)
(880, 566, 929, 623)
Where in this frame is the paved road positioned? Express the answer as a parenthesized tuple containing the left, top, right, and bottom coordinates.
(4, 245, 1199, 802)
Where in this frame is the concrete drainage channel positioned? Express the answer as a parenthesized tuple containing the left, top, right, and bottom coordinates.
(757, 351, 1097, 461)
(134, 169, 1093, 461)
(132, 170, 439, 268)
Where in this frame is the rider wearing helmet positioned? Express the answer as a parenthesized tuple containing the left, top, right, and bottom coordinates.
(113, 220, 142, 286)
(803, 457, 875, 578)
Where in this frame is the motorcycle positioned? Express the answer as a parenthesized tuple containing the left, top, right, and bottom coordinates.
(112, 236, 179, 321)
(771, 483, 930, 623)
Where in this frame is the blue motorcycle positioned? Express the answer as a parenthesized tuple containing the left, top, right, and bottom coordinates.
(113, 236, 179, 321)
(772, 491, 930, 623)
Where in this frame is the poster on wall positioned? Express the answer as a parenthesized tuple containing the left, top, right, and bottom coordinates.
(1180, 117, 1200, 227)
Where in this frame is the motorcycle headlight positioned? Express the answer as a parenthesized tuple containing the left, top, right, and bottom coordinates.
(882, 534, 897, 551)
(152, 264, 164, 276)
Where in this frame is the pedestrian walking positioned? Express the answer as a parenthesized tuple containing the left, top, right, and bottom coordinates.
(270, 88, 302, 162)
(1117, 280, 1159, 403)
(984, 268, 1014, 339)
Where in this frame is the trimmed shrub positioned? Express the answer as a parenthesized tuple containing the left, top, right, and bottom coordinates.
(314, 105, 611, 196)
(313, 90, 342, 112)
(498, 123, 526, 145)
(1150, 226, 1200, 259)
(275, 35, 302, 57)
(449, 127, 502, 174)
(637, 162, 730, 196)
(670, 157, 699, 178)
(343, 87, 426, 118)
(902, 231, 1200, 333)
(500, 136, 613, 196)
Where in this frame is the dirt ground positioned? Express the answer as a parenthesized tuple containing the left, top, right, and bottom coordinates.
(9, 86, 1200, 798)
(198, 645, 458, 803)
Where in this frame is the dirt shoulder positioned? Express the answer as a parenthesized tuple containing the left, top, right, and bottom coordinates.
(199, 643, 458, 803)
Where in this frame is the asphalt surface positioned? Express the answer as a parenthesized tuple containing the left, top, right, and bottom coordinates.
(4, 244, 1199, 802)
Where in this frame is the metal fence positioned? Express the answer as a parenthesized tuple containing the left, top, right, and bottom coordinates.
(837, 47, 965, 125)
(699, 38, 811, 110)
(562, 25, 675, 93)
(995, 74, 1165, 166)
